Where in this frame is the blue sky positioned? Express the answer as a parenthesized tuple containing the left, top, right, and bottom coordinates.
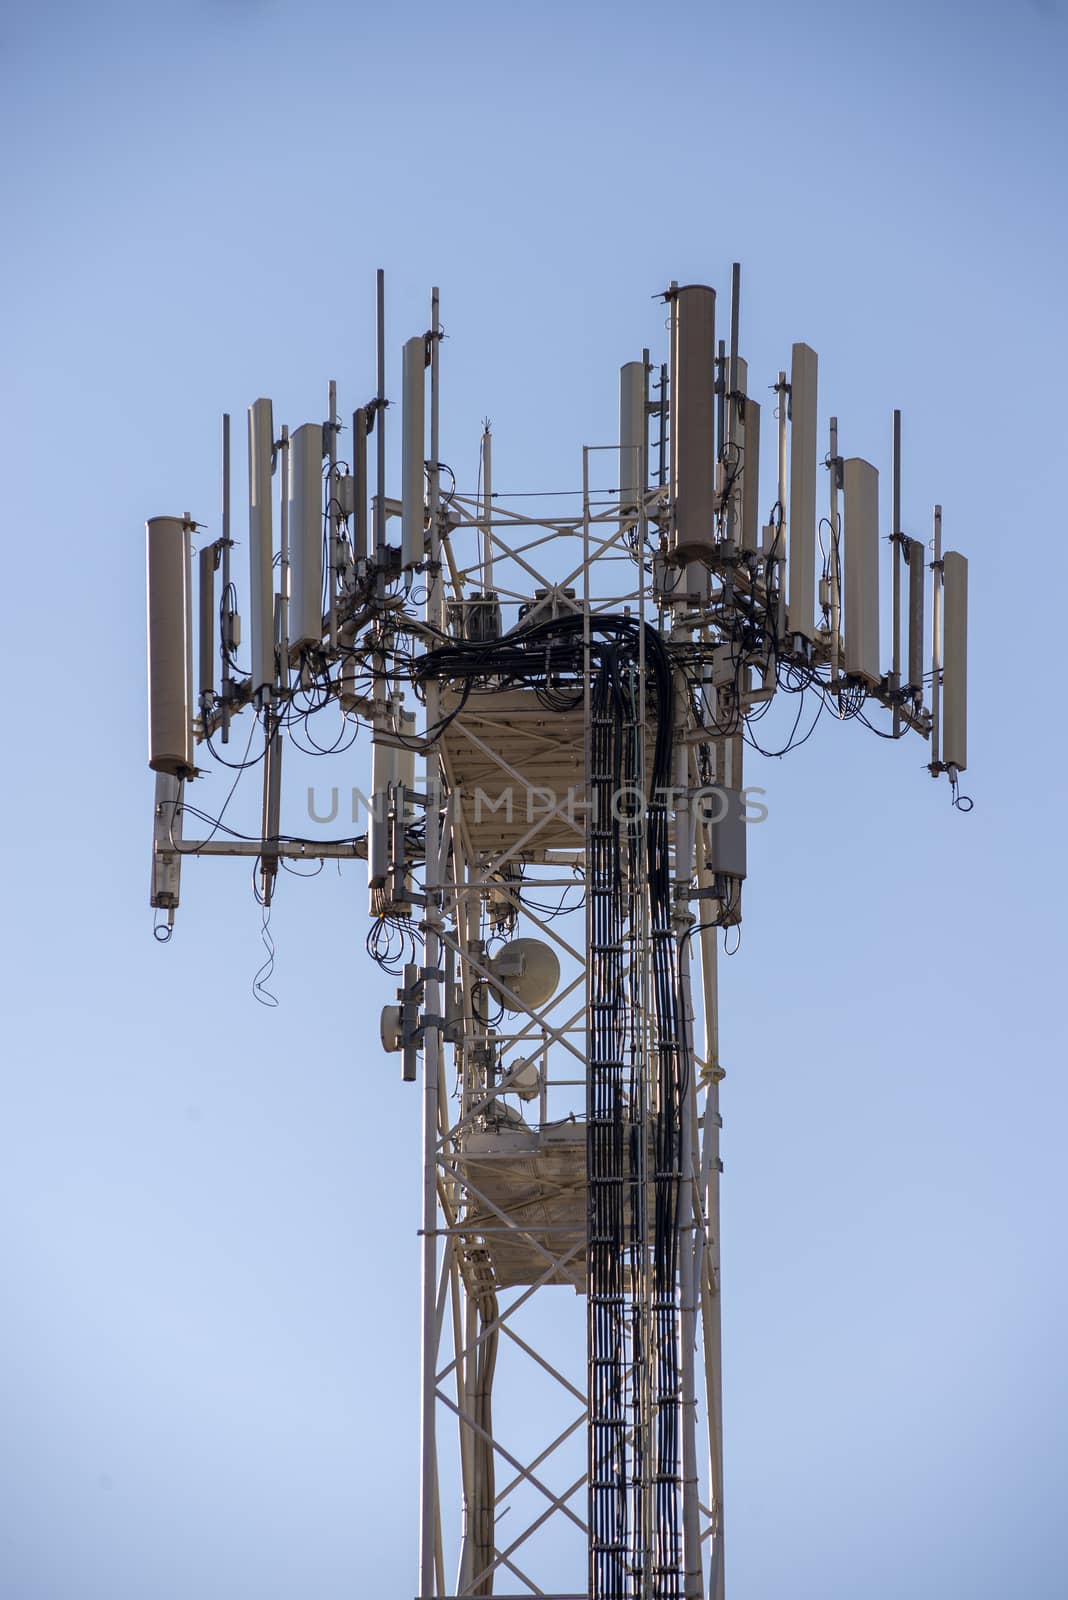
(2, 2, 1067, 1597)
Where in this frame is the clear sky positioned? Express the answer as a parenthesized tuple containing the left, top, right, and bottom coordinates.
(2, 1, 1066, 1597)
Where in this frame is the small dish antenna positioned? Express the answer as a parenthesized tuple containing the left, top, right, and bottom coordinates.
(486, 939, 560, 1012)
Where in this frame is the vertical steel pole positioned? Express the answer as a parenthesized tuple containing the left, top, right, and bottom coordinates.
(694, 838, 725, 1600)
(829, 417, 841, 692)
(658, 361, 668, 491)
(581, 443, 596, 1600)
(430, 289, 442, 630)
(481, 424, 493, 593)
(891, 409, 902, 734)
(775, 370, 789, 641)
(672, 658, 703, 1598)
(930, 504, 943, 771)
(375, 269, 387, 565)
(419, 286, 445, 1600)
(716, 338, 726, 480)
(725, 266, 741, 549)
(668, 282, 679, 526)
(327, 379, 338, 652)
(221, 413, 232, 742)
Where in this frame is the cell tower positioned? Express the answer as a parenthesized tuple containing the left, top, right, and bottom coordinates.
(145, 267, 969, 1600)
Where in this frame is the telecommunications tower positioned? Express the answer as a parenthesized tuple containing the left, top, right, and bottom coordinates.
(145, 266, 969, 1599)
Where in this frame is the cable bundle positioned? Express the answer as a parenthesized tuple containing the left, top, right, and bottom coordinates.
(579, 621, 683, 1599)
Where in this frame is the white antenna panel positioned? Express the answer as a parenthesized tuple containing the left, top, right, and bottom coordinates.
(401, 336, 426, 569)
(619, 360, 646, 521)
(146, 515, 193, 775)
(671, 285, 716, 560)
(247, 398, 276, 694)
(942, 551, 968, 772)
(842, 457, 881, 686)
(288, 422, 324, 650)
(787, 343, 818, 641)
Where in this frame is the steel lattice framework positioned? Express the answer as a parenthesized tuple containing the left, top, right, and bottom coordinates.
(146, 269, 969, 1599)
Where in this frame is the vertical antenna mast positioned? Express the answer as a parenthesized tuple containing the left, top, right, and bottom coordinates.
(829, 416, 841, 689)
(221, 413, 231, 742)
(775, 368, 788, 639)
(891, 409, 902, 733)
(375, 268, 386, 566)
(327, 379, 338, 651)
(930, 503, 943, 770)
(247, 397, 276, 705)
(418, 283, 444, 1600)
(728, 263, 740, 397)
(279, 424, 290, 691)
(725, 264, 741, 547)
(481, 423, 493, 592)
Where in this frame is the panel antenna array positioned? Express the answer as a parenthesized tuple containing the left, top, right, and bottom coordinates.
(145, 267, 970, 1599)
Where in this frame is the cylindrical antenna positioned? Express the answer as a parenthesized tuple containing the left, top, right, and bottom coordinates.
(353, 407, 369, 563)
(247, 397, 275, 704)
(221, 413, 231, 743)
(668, 281, 679, 512)
(729, 262, 740, 401)
(619, 360, 647, 526)
(481, 423, 493, 591)
(375, 268, 386, 562)
(278, 423, 290, 690)
(429, 287, 443, 633)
